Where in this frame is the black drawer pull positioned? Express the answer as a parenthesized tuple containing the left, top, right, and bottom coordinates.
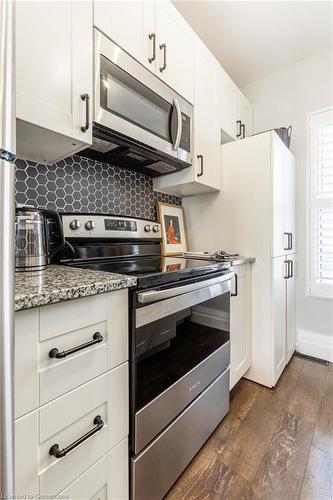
(80, 93, 90, 133)
(49, 332, 103, 359)
(49, 415, 104, 459)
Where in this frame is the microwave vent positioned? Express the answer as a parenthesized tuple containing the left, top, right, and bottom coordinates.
(145, 162, 177, 174)
(91, 137, 119, 153)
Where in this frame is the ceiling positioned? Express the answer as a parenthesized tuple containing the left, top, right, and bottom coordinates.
(173, 1, 333, 87)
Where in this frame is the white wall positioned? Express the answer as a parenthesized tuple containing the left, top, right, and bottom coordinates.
(242, 49, 333, 360)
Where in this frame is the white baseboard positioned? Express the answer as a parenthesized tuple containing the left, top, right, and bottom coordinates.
(296, 329, 333, 363)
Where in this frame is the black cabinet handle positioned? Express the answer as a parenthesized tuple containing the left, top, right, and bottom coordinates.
(148, 33, 156, 63)
(241, 123, 246, 139)
(284, 232, 289, 251)
(284, 232, 293, 251)
(289, 259, 294, 278)
(49, 415, 104, 459)
(284, 260, 290, 279)
(236, 120, 242, 138)
(159, 43, 167, 72)
(49, 332, 103, 359)
(290, 232, 293, 251)
(80, 93, 90, 133)
(231, 273, 238, 296)
(197, 154, 204, 177)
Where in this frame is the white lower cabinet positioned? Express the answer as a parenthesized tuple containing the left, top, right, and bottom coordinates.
(230, 264, 252, 389)
(14, 291, 129, 498)
(62, 437, 128, 500)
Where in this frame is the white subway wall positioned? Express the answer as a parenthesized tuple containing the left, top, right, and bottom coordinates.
(242, 49, 333, 360)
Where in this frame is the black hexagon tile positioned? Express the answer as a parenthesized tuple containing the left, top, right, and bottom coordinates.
(15, 155, 181, 221)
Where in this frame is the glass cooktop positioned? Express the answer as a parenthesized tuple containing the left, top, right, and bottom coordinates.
(68, 255, 231, 289)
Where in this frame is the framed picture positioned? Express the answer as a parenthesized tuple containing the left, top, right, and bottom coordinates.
(157, 202, 189, 256)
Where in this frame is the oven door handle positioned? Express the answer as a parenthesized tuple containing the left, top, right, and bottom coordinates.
(172, 97, 182, 151)
(137, 271, 234, 304)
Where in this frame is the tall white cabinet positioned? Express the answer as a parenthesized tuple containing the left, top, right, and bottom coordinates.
(183, 131, 296, 388)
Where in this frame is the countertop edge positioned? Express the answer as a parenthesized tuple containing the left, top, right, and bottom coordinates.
(15, 266, 137, 312)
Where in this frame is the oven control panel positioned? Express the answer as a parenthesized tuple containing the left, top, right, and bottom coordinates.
(62, 214, 161, 239)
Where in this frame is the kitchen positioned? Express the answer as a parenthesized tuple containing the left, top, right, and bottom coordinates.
(1, 1, 332, 499)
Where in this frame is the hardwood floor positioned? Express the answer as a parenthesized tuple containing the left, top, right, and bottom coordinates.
(166, 357, 333, 500)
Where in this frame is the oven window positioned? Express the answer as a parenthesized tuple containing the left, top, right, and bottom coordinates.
(100, 55, 172, 142)
(135, 292, 230, 412)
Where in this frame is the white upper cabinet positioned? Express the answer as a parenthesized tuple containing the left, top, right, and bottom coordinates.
(153, 36, 220, 196)
(94, 0, 194, 103)
(16, 0, 93, 163)
(155, 0, 194, 103)
(237, 93, 253, 139)
(94, 1, 155, 71)
(217, 66, 238, 142)
(192, 36, 219, 189)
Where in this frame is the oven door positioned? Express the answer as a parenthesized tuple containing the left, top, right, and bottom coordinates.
(94, 29, 192, 165)
(132, 272, 232, 454)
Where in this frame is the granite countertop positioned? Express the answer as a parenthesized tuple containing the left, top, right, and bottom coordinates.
(15, 265, 137, 312)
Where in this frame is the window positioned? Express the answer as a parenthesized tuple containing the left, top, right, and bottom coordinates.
(309, 107, 333, 298)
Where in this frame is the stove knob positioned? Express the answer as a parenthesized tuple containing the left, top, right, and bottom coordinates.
(152, 225, 160, 233)
(69, 219, 81, 231)
(85, 220, 96, 231)
(144, 225, 152, 232)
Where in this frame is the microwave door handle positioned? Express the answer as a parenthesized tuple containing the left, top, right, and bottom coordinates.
(172, 97, 182, 151)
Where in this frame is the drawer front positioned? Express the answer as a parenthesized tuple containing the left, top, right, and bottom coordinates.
(39, 364, 128, 495)
(39, 290, 128, 404)
(135, 341, 230, 453)
(61, 438, 128, 500)
(39, 321, 108, 405)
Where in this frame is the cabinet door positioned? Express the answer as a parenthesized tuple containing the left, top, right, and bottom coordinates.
(230, 265, 252, 389)
(94, 1, 155, 71)
(217, 66, 238, 142)
(286, 256, 296, 362)
(284, 149, 296, 253)
(155, 0, 194, 103)
(193, 36, 220, 189)
(237, 93, 253, 139)
(16, 1, 92, 161)
(272, 134, 286, 257)
(272, 256, 287, 385)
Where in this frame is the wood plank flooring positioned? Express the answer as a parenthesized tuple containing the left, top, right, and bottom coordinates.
(166, 357, 333, 500)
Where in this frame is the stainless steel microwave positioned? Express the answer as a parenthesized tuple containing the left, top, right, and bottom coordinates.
(80, 29, 193, 177)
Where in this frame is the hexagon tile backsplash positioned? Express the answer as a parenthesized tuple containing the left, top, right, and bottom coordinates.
(15, 156, 181, 221)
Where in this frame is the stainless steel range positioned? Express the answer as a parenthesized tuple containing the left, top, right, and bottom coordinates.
(59, 214, 233, 500)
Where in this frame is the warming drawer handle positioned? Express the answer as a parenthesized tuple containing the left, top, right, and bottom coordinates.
(49, 415, 104, 459)
(231, 273, 238, 296)
(80, 93, 90, 133)
(137, 272, 234, 304)
(48, 332, 103, 359)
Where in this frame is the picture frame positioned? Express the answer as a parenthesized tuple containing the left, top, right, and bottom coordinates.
(156, 202, 189, 256)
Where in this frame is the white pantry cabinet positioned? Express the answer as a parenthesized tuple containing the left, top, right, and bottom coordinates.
(217, 66, 238, 142)
(94, 0, 194, 103)
(230, 264, 252, 390)
(94, 0, 155, 71)
(272, 136, 296, 256)
(16, 0, 93, 163)
(183, 131, 296, 387)
(153, 37, 220, 196)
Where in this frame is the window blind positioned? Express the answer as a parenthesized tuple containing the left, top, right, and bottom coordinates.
(309, 108, 333, 298)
